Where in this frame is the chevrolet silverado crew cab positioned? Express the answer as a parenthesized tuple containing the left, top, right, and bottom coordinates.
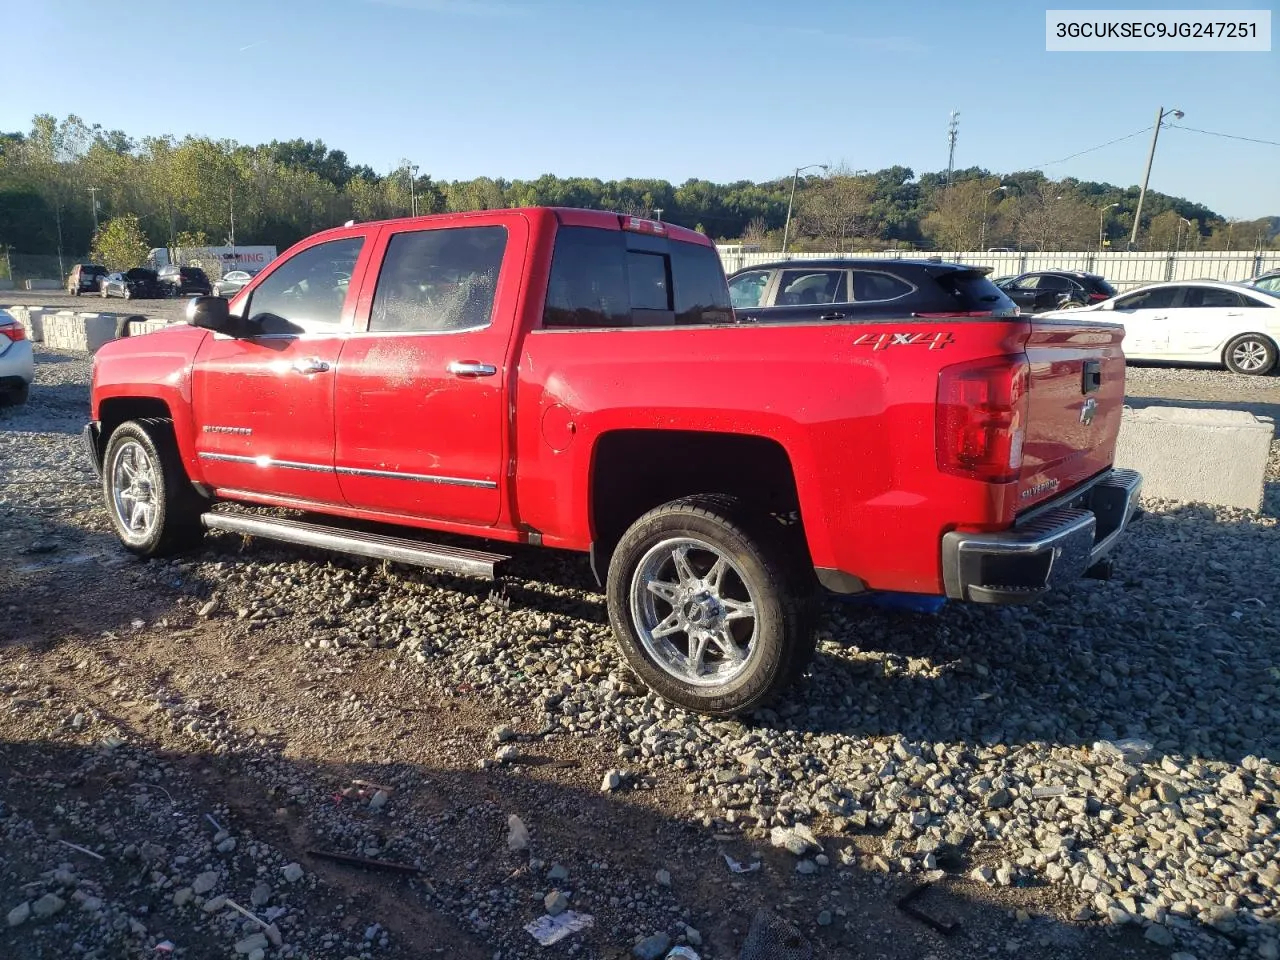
(84, 208, 1142, 715)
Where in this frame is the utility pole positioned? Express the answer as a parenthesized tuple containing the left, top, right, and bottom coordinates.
(946, 111, 960, 188)
(407, 164, 419, 217)
(980, 185, 1008, 251)
(653, 208, 663, 222)
(1130, 105, 1184, 248)
(88, 187, 100, 234)
(228, 183, 236, 266)
(781, 163, 828, 254)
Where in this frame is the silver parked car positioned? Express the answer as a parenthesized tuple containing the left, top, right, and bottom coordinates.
(212, 269, 259, 298)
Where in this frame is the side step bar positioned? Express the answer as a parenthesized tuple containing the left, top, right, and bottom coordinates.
(201, 512, 509, 579)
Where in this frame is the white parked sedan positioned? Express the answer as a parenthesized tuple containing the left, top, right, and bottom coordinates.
(0, 309, 34, 405)
(1040, 280, 1280, 376)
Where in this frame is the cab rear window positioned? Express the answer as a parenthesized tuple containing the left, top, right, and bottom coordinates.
(543, 226, 731, 329)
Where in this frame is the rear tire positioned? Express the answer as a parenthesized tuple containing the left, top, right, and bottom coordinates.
(1223, 334, 1276, 376)
(1060, 299, 1086, 309)
(605, 495, 814, 716)
(102, 418, 209, 557)
(2, 383, 29, 406)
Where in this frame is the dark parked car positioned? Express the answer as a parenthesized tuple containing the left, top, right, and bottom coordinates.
(157, 265, 212, 297)
(726, 258, 1016, 324)
(100, 268, 163, 300)
(66, 263, 108, 296)
(994, 271, 1116, 314)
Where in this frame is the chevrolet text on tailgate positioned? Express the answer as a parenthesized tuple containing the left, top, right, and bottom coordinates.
(84, 208, 1142, 715)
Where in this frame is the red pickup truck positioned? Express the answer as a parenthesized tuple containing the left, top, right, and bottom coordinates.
(84, 208, 1141, 715)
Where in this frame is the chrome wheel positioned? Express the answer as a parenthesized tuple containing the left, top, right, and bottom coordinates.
(109, 439, 159, 542)
(1231, 339, 1268, 373)
(629, 537, 760, 686)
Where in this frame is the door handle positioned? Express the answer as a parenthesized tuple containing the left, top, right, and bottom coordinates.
(291, 357, 331, 375)
(1150, 316, 1167, 321)
(820, 312, 846, 321)
(1226, 311, 1243, 317)
(447, 360, 497, 378)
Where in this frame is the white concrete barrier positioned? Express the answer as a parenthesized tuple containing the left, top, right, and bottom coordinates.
(24, 279, 59, 291)
(42, 310, 118, 353)
(126, 318, 173, 337)
(1115, 406, 1275, 511)
(0, 279, 14, 291)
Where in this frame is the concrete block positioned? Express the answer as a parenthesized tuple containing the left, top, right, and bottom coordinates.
(1115, 406, 1275, 511)
(0, 279, 14, 290)
(126, 318, 172, 337)
(24, 306, 51, 341)
(24, 279, 59, 291)
(41, 311, 118, 353)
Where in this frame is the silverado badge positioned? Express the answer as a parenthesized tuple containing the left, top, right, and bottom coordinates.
(1079, 397, 1098, 426)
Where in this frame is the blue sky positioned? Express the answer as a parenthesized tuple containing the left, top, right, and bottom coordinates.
(3, 0, 1277, 218)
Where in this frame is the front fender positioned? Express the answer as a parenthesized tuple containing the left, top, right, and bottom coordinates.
(91, 325, 209, 481)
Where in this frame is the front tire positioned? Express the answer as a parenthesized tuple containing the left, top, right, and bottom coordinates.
(605, 495, 814, 716)
(1224, 334, 1276, 376)
(102, 419, 209, 557)
(1060, 299, 1086, 309)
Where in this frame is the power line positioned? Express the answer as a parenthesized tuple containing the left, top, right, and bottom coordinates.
(1030, 125, 1154, 168)
(1166, 123, 1280, 148)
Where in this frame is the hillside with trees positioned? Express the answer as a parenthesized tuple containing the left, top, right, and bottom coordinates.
(1, 114, 1276, 279)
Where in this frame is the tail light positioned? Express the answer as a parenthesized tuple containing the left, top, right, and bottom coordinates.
(1, 322, 27, 343)
(936, 355, 1029, 483)
(1088, 292, 1109, 301)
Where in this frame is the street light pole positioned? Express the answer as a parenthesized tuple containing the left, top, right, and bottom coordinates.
(1099, 202, 1121, 251)
(87, 187, 100, 234)
(980, 185, 1008, 252)
(1176, 216, 1192, 253)
(1130, 106, 1184, 248)
(407, 164, 419, 217)
(781, 163, 828, 254)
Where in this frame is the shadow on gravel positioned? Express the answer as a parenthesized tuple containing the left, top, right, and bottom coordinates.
(0, 737, 1187, 960)
(1125, 393, 1280, 423)
(776, 506, 1279, 765)
(0, 517, 218, 654)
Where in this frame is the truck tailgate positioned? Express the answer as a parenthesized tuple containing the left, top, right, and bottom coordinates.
(1018, 319, 1126, 511)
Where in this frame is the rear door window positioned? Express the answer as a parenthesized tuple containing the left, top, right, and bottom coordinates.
(776, 270, 846, 305)
(1183, 286, 1244, 309)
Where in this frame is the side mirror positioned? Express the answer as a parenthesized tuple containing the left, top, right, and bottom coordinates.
(186, 295, 239, 335)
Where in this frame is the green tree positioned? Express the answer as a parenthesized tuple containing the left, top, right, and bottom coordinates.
(92, 215, 150, 270)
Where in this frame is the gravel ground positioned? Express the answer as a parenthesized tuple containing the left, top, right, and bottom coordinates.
(2, 350, 1278, 960)
(3, 292, 190, 324)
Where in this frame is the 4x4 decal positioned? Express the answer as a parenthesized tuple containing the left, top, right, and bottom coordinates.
(853, 331, 954, 350)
